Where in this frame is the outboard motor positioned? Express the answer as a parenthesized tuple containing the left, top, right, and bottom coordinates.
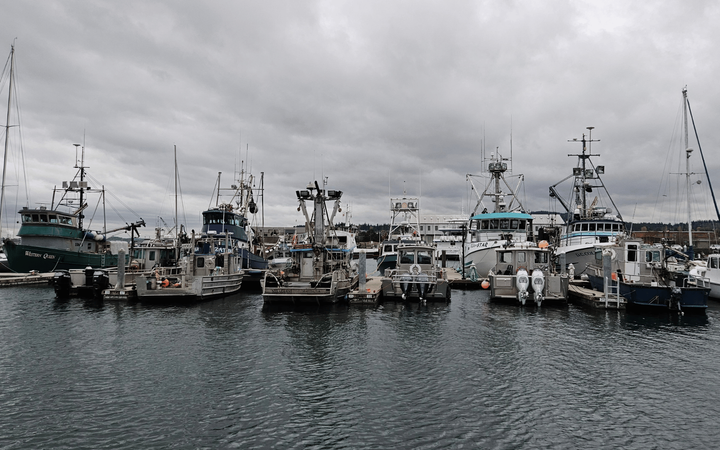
(516, 269, 530, 305)
(400, 273, 413, 300)
(531, 269, 545, 306)
(93, 270, 110, 299)
(53, 270, 72, 299)
(416, 272, 429, 302)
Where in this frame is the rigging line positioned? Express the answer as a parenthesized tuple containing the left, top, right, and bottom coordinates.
(686, 97, 720, 223)
(84, 173, 141, 218)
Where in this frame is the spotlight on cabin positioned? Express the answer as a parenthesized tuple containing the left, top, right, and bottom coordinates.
(296, 190, 312, 200)
(327, 190, 342, 200)
(596, 165, 605, 174)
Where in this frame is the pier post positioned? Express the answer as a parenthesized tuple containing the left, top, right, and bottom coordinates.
(116, 249, 126, 289)
(359, 251, 366, 291)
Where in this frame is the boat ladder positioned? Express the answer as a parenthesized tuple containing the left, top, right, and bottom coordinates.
(603, 273, 622, 309)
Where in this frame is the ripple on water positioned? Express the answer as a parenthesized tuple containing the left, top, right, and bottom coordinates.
(1, 287, 720, 448)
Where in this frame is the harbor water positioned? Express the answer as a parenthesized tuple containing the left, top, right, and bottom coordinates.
(1, 280, 720, 449)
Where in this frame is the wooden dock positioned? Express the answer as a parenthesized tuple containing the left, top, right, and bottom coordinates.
(0, 272, 54, 287)
(568, 280, 626, 309)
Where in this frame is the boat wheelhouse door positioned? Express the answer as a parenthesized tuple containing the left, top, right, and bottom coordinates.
(301, 251, 314, 278)
(624, 242, 640, 279)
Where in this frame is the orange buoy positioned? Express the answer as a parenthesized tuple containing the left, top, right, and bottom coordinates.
(481, 280, 490, 289)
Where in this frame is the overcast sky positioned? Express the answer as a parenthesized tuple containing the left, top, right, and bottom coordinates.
(1, 0, 719, 238)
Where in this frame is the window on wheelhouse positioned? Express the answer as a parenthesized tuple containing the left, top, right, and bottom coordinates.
(711, 257, 719, 269)
(417, 251, 432, 264)
(645, 250, 660, 263)
(534, 252, 548, 264)
(22, 214, 32, 223)
(627, 244, 638, 262)
(400, 251, 414, 264)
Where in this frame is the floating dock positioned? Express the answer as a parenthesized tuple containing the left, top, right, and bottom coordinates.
(446, 269, 484, 290)
(347, 277, 382, 304)
(568, 280, 626, 309)
(0, 272, 53, 287)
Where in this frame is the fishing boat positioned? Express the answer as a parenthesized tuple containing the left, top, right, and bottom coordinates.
(379, 241, 450, 302)
(432, 219, 466, 261)
(1, 145, 146, 273)
(586, 236, 708, 313)
(53, 226, 185, 299)
(549, 128, 626, 276)
(261, 181, 357, 303)
(203, 169, 267, 270)
(134, 230, 243, 301)
(376, 195, 422, 275)
(464, 151, 534, 277)
(488, 241, 569, 306)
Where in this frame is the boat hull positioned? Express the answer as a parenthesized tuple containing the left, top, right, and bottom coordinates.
(464, 243, 503, 278)
(3, 240, 126, 273)
(136, 273, 243, 302)
(587, 273, 708, 313)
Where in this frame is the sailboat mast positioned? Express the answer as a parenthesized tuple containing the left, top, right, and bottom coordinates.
(1, 45, 15, 239)
(683, 88, 694, 257)
(174, 145, 178, 242)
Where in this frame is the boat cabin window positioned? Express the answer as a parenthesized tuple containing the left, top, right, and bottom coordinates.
(645, 250, 660, 263)
(589, 224, 596, 231)
(400, 252, 415, 264)
(31, 214, 39, 222)
(489, 219, 498, 229)
(710, 257, 719, 269)
(627, 244, 638, 262)
(196, 256, 205, 268)
(612, 224, 619, 231)
(499, 219, 510, 229)
(499, 252, 511, 264)
(60, 216, 73, 225)
(383, 244, 394, 253)
(534, 252, 548, 264)
(39, 215, 48, 223)
(417, 251, 432, 265)
(517, 252, 526, 264)
(149, 251, 156, 261)
(581, 223, 588, 231)
(49, 215, 58, 223)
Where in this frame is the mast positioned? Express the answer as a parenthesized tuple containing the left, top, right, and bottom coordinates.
(685, 90, 720, 223)
(1, 45, 15, 239)
(683, 88, 694, 259)
(174, 145, 178, 242)
(76, 143, 86, 230)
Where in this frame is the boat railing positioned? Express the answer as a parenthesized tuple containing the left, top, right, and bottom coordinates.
(389, 272, 439, 284)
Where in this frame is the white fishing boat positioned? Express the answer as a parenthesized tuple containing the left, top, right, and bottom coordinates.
(549, 128, 626, 277)
(464, 151, 533, 277)
(135, 230, 243, 302)
(488, 241, 569, 306)
(376, 195, 422, 275)
(380, 241, 450, 302)
(261, 181, 357, 304)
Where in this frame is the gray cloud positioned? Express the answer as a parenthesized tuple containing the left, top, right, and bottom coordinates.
(1, 0, 719, 238)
